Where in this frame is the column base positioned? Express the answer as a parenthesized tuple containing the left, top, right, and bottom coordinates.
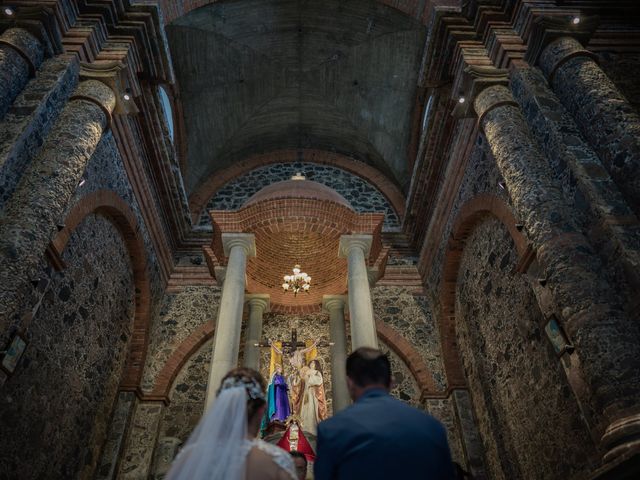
(588, 446, 640, 480)
(601, 413, 640, 464)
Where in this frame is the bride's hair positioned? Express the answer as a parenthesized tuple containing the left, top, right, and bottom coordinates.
(218, 367, 267, 420)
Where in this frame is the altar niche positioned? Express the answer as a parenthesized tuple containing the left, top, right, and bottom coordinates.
(245, 311, 334, 433)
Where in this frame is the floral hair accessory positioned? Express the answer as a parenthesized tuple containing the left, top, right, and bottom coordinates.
(218, 375, 266, 401)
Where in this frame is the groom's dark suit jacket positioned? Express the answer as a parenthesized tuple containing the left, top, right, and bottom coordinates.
(314, 389, 455, 480)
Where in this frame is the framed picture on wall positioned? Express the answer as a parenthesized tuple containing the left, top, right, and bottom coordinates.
(1, 332, 28, 374)
(544, 316, 574, 357)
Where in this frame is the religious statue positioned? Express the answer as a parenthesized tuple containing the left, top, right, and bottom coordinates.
(256, 326, 332, 436)
(294, 359, 327, 436)
(266, 363, 291, 422)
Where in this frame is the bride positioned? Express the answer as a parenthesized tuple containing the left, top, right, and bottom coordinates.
(166, 367, 297, 480)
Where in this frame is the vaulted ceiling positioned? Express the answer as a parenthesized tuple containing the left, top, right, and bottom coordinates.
(167, 0, 426, 195)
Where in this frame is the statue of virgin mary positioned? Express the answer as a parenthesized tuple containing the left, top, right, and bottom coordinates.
(266, 364, 291, 422)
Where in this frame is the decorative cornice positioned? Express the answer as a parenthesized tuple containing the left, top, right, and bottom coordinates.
(0, 5, 63, 57)
(451, 64, 510, 118)
(79, 61, 138, 115)
(524, 14, 600, 65)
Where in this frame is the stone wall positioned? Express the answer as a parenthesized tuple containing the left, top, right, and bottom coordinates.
(455, 217, 597, 479)
(197, 162, 400, 231)
(426, 136, 509, 288)
(141, 285, 220, 392)
(0, 214, 135, 479)
(372, 286, 447, 390)
(158, 338, 212, 443)
(74, 131, 165, 303)
(597, 51, 640, 112)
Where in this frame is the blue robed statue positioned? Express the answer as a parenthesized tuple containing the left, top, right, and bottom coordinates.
(267, 364, 291, 422)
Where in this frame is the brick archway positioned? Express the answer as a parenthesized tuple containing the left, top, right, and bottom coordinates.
(52, 190, 152, 389)
(188, 149, 406, 225)
(438, 194, 529, 388)
(151, 320, 436, 400)
(159, 1, 430, 26)
(376, 320, 440, 396)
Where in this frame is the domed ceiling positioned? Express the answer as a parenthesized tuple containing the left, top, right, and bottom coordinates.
(166, 0, 426, 194)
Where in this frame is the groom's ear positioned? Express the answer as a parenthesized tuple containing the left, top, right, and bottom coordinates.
(346, 376, 357, 400)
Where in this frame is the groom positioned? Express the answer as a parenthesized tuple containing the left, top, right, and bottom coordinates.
(314, 347, 455, 480)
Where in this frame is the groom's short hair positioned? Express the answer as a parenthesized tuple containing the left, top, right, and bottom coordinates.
(346, 347, 391, 388)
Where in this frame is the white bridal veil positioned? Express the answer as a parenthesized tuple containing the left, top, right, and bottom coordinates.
(165, 386, 250, 480)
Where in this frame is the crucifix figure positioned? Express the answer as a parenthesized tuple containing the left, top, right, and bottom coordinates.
(255, 322, 332, 432)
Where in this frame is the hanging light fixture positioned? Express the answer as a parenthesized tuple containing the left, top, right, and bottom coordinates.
(282, 265, 311, 296)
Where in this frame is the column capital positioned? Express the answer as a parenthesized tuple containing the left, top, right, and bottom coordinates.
(70, 80, 118, 127)
(339, 234, 372, 258)
(79, 61, 138, 115)
(451, 64, 510, 119)
(222, 233, 256, 257)
(245, 294, 270, 313)
(0, 27, 44, 75)
(473, 85, 518, 125)
(538, 36, 598, 83)
(523, 15, 599, 69)
(322, 295, 348, 313)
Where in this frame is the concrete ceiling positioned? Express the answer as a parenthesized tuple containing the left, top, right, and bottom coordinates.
(167, 0, 426, 194)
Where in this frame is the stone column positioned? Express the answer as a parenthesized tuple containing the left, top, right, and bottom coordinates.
(205, 233, 256, 408)
(322, 295, 350, 412)
(243, 294, 270, 370)
(474, 84, 640, 462)
(0, 79, 116, 328)
(538, 36, 640, 214)
(0, 28, 44, 118)
(339, 235, 378, 349)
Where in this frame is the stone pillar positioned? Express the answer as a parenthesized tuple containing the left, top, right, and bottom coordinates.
(117, 400, 165, 479)
(0, 79, 116, 328)
(339, 235, 378, 349)
(538, 36, 640, 214)
(150, 437, 182, 479)
(0, 28, 44, 118)
(243, 294, 270, 370)
(322, 295, 350, 412)
(205, 233, 256, 408)
(474, 84, 640, 462)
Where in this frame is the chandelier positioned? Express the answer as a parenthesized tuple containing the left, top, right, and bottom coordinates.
(282, 265, 311, 296)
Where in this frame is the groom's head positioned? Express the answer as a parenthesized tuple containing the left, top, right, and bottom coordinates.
(346, 347, 392, 401)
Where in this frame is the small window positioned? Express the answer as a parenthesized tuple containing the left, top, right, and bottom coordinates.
(159, 86, 175, 142)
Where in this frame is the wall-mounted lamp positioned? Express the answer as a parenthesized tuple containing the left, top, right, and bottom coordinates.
(544, 315, 574, 356)
(3, 6, 15, 16)
(572, 16, 580, 25)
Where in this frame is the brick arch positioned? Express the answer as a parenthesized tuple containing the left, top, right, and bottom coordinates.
(438, 194, 529, 388)
(160, 1, 428, 26)
(188, 149, 406, 225)
(151, 319, 436, 400)
(52, 190, 152, 389)
(151, 323, 214, 398)
(376, 320, 440, 396)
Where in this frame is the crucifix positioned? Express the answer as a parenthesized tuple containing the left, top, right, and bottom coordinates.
(254, 320, 333, 372)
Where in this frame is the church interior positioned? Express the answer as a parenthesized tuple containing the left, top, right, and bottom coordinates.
(1, 0, 639, 478)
